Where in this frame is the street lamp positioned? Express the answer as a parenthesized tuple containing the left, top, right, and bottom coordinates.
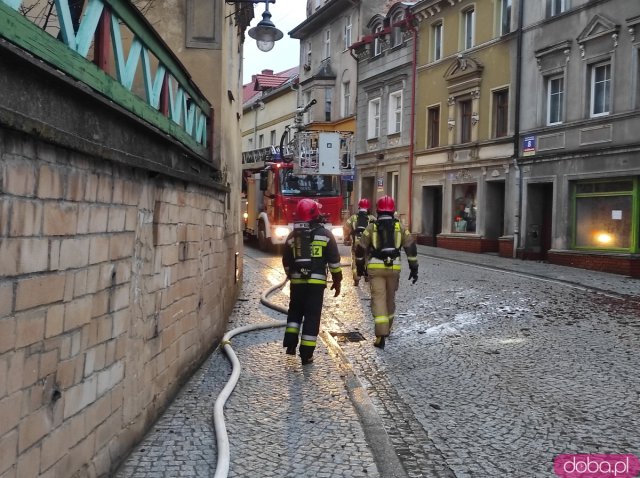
(249, 2, 283, 52)
(227, 0, 283, 52)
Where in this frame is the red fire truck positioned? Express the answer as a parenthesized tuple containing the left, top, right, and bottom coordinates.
(244, 129, 352, 251)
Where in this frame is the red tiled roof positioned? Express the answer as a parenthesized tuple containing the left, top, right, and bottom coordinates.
(242, 67, 299, 104)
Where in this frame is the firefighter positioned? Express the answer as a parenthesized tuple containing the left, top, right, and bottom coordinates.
(343, 198, 376, 286)
(282, 198, 343, 365)
(357, 195, 418, 349)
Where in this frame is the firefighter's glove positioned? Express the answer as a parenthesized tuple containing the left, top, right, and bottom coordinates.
(330, 280, 341, 297)
(408, 262, 419, 284)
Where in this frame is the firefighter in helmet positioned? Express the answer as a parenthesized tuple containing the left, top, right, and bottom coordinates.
(343, 198, 376, 286)
(357, 195, 418, 349)
(282, 198, 343, 365)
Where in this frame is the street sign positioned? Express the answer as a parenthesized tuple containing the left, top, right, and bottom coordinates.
(523, 136, 536, 157)
(377, 177, 384, 192)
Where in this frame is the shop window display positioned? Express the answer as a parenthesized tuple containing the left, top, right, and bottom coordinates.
(573, 179, 637, 251)
(452, 183, 477, 233)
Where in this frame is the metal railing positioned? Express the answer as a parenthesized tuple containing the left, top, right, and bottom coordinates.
(0, 0, 211, 159)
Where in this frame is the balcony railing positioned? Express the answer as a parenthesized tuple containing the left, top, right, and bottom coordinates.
(0, 0, 211, 159)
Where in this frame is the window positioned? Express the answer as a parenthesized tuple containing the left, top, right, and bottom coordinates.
(501, 0, 511, 35)
(452, 183, 477, 233)
(306, 41, 312, 67)
(325, 87, 333, 121)
(494, 89, 509, 137)
(248, 137, 253, 149)
(463, 8, 475, 50)
(342, 81, 350, 117)
(374, 24, 384, 56)
(433, 22, 443, 61)
(388, 91, 403, 134)
(590, 62, 611, 117)
(549, 0, 566, 17)
(388, 172, 399, 206)
(460, 99, 472, 143)
(391, 12, 404, 47)
(547, 76, 564, 125)
(324, 29, 331, 59)
(368, 99, 381, 139)
(258, 134, 264, 148)
(270, 130, 276, 145)
(344, 15, 352, 50)
(573, 179, 637, 251)
(428, 106, 440, 148)
(303, 91, 312, 123)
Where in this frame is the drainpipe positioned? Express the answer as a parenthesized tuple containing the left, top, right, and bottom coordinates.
(407, 14, 417, 230)
(512, 0, 525, 258)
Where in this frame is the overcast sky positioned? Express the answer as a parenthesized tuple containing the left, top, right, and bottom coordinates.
(242, 0, 307, 84)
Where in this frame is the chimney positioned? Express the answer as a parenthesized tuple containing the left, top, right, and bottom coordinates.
(262, 69, 274, 75)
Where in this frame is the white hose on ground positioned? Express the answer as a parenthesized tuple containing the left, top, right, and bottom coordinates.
(213, 277, 288, 478)
(213, 260, 352, 478)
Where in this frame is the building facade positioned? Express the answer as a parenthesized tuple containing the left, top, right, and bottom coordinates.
(412, 0, 518, 255)
(351, 2, 416, 224)
(518, 0, 640, 276)
(290, 0, 364, 212)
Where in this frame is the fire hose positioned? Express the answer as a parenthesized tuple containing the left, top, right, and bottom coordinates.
(212, 277, 288, 478)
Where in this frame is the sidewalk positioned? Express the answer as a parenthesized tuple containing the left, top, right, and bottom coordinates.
(415, 245, 640, 298)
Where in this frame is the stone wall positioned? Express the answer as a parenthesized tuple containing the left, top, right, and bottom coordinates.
(0, 127, 241, 477)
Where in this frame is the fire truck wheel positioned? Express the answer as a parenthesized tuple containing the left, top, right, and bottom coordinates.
(257, 221, 270, 252)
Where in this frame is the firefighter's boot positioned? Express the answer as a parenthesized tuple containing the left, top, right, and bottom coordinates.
(373, 336, 386, 349)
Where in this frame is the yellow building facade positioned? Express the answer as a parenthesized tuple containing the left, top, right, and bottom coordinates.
(412, 0, 517, 256)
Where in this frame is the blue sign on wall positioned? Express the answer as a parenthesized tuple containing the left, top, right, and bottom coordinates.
(523, 136, 536, 157)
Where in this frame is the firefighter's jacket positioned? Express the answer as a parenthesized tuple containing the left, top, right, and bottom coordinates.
(358, 214, 418, 271)
(283, 224, 343, 285)
(344, 212, 376, 243)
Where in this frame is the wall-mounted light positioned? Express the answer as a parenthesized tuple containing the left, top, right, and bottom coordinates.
(227, 0, 283, 52)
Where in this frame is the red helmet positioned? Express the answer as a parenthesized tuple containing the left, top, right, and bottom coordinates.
(296, 198, 321, 221)
(376, 195, 395, 213)
(358, 198, 371, 210)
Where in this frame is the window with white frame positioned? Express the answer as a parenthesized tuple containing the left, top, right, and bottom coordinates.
(388, 91, 403, 134)
(258, 134, 264, 148)
(590, 61, 611, 117)
(374, 24, 384, 56)
(342, 81, 350, 117)
(368, 98, 381, 139)
(547, 75, 564, 125)
(270, 130, 276, 145)
(306, 41, 312, 68)
(324, 29, 331, 59)
(391, 12, 404, 47)
(325, 87, 333, 121)
(500, 0, 511, 35)
(463, 8, 475, 50)
(344, 15, 352, 50)
(303, 90, 312, 123)
(433, 21, 443, 61)
(549, 0, 566, 17)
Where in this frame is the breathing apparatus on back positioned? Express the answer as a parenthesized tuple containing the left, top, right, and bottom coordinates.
(292, 199, 322, 278)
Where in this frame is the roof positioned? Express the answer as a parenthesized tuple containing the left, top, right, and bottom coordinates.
(242, 66, 299, 105)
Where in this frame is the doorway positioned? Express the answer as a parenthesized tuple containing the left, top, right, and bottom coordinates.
(526, 182, 553, 260)
(421, 186, 442, 246)
(361, 176, 375, 209)
(485, 181, 506, 249)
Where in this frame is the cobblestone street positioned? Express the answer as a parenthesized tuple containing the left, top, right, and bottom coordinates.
(116, 244, 640, 478)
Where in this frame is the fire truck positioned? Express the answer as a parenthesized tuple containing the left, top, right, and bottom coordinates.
(243, 101, 353, 251)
